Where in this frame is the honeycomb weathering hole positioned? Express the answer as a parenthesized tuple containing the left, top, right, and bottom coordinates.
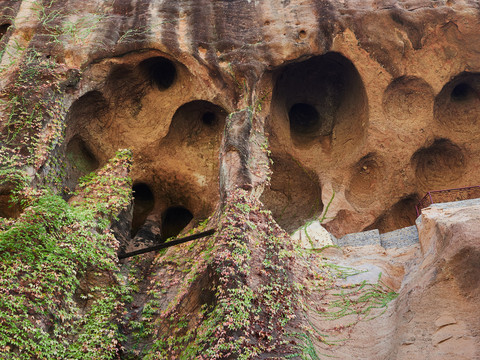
(260, 155, 323, 233)
(138, 57, 176, 90)
(67, 91, 109, 124)
(411, 138, 465, 189)
(288, 103, 321, 134)
(0, 23, 11, 40)
(201, 111, 216, 126)
(165, 100, 227, 143)
(66, 136, 99, 174)
(346, 153, 383, 206)
(451, 83, 475, 102)
(131, 183, 155, 237)
(271, 52, 368, 150)
(364, 194, 419, 234)
(383, 76, 434, 123)
(435, 72, 480, 129)
(0, 189, 19, 219)
(161, 206, 193, 240)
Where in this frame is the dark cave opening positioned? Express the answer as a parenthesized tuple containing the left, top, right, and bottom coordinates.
(131, 183, 155, 237)
(138, 57, 176, 90)
(288, 103, 321, 134)
(0, 23, 11, 40)
(435, 72, 480, 129)
(451, 83, 476, 102)
(161, 206, 193, 240)
(201, 111, 217, 126)
(271, 52, 368, 149)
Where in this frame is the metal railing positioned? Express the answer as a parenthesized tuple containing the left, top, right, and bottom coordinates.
(416, 185, 480, 216)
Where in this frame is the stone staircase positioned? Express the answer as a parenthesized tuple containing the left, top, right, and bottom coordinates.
(292, 221, 420, 250)
(334, 226, 419, 249)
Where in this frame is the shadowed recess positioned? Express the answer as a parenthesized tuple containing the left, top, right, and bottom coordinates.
(66, 90, 109, 125)
(0, 23, 11, 40)
(161, 206, 193, 240)
(364, 194, 419, 234)
(201, 111, 217, 126)
(131, 183, 155, 237)
(271, 52, 368, 150)
(163, 100, 227, 143)
(66, 135, 99, 175)
(63, 135, 100, 196)
(288, 103, 321, 134)
(411, 138, 465, 189)
(138, 57, 176, 90)
(260, 155, 323, 233)
(64, 92, 106, 193)
(435, 72, 480, 131)
(451, 83, 475, 101)
(0, 187, 19, 219)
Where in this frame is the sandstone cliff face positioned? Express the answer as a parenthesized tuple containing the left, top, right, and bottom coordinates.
(0, 0, 479, 359)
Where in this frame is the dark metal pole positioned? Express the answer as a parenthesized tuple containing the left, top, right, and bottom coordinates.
(118, 229, 216, 259)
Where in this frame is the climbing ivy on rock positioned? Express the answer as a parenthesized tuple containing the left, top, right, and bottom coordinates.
(131, 189, 300, 359)
(0, 150, 133, 360)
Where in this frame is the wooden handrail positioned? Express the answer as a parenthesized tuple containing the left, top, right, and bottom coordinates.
(118, 229, 216, 259)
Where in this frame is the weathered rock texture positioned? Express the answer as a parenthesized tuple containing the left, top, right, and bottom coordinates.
(1, 0, 480, 359)
(301, 199, 480, 359)
(2, 0, 480, 234)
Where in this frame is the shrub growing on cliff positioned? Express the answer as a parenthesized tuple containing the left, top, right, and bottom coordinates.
(0, 150, 133, 360)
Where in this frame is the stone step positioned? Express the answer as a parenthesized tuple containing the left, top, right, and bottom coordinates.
(333, 226, 419, 249)
(380, 225, 419, 249)
(335, 229, 381, 247)
(293, 222, 420, 249)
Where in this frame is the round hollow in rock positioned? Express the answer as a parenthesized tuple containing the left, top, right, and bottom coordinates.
(411, 138, 465, 190)
(131, 183, 155, 237)
(0, 23, 11, 40)
(66, 91, 109, 126)
(383, 76, 434, 123)
(364, 194, 419, 234)
(271, 52, 368, 150)
(288, 103, 321, 134)
(451, 83, 475, 101)
(138, 57, 176, 90)
(161, 206, 193, 240)
(435, 72, 480, 130)
(201, 111, 217, 126)
(346, 153, 383, 207)
(164, 100, 227, 143)
(66, 135, 99, 174)
(260, 155, 323, 233)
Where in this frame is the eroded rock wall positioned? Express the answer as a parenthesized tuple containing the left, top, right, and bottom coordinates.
(1, 0, 480, 359)
(3, 0, 480, 236)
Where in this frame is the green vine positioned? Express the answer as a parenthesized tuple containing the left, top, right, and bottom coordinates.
(0, 150, 134, 360)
